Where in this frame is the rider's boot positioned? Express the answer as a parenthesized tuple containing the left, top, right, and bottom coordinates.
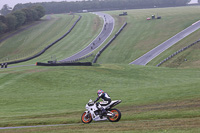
(101, 107, 107, 116)
(99, 108, 107, 119)
(97, 103, 107, 118)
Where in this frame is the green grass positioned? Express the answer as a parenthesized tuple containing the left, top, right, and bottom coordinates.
(0, 64, 200, 130)
(0, 13, 103, 64)
(149, 28, 200, 68)
(2, 6, 200, 68)
(0, 14, 74, 62)
(1, 6, 200, 133)
(96, 6, 200, 65)
(1, 121, 200, 133)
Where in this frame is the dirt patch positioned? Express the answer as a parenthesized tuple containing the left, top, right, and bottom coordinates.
(121, 99, 200, 113)
(0, 68, 48, 74)
(4, 118, 199, 133)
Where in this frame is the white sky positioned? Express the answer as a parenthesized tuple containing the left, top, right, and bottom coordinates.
(189, 0, 198, 4)
(0, 0, 198, 9)
(0, 0, 83, 9)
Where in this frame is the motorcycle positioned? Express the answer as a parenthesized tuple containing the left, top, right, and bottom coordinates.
(81, 99, 122, 124)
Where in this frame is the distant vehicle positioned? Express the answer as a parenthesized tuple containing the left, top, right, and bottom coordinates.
(82, 10, 88, 13)
(157, 16, 162, 19)
(119, 12, 128, 16)
(152, 15, 155, 19)
(147, 16, 161, 20)
(147, 17, 151, 20)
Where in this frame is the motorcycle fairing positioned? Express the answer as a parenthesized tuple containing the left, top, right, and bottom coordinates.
(104, 100, 122, 110)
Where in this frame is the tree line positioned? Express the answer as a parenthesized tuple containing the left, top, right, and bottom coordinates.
(12, 0, 190, 14)
(0, 5, 45, 34)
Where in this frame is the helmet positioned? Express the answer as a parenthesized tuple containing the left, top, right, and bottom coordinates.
(97, 90, 104, 97)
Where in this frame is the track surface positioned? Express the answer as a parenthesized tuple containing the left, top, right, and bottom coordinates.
(59, 12, 114, 62)
(130, 20, 200, 66)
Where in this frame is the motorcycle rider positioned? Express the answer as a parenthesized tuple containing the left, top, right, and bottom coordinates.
(94, 90, 111, 117)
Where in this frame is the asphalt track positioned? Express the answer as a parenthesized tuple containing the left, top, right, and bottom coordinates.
(59, 12, 114, 62)
(130, 20, 200, 66)
(0, 12, 114, 69)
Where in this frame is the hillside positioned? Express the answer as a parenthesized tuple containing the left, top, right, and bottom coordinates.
(0, 64, 200, 132)
(150, 28, 200, 68)
(0, 13, 103, 65)
(97, 6, 200, 67)
(0, 6, 200, 133)
(1, 6, 200, 68)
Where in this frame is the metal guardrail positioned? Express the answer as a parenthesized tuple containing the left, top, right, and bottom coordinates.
(156, 39, 200, 67)
(63, 53, 94, 63)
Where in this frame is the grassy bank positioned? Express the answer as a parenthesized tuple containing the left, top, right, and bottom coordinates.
(97, 6, 200, 65)
(0, 6, 200, 133)
(150, 29, 200, 68)
(0, 13, 103, 65)
(0, 64, 200, 129)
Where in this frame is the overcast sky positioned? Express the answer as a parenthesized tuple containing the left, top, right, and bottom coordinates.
(0, 0, 83, 9)
(0, 0, 198, 9)
(189, 0, 198, 3)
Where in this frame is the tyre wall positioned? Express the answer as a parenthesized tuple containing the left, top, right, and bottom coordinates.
(36, 62, 92, 66)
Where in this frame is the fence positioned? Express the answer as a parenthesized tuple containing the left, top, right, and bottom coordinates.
(61, 53, 93, 63)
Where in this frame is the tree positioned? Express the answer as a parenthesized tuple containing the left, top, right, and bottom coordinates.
(12, 10, 26, 28)
(32, 6, 45, 19)
(0, 4, 12, 16)
(21, 8, 34, 23)
(31, 9, 39, 21)
(0, 5, 45, 34)
(0, 15, 7, 23)
(0, 21, 7, 34)
(5, 14, 17, 31)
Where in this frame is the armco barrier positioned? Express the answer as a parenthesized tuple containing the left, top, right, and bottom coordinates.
(93, 22, 127, 63)
(36, 62, 92, 66)
(63, 53, 94, 63)
(156, 39, 200, 67)
(1, 15, 81, 65)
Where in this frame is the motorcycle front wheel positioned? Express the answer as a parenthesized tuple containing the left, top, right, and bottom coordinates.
(81, 112, 92, 124)
(107, 108, 121, 122)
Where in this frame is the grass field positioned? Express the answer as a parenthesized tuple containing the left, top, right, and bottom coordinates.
(96, 6, 200, 66)
(149, 28, 200, 68)
(0, 14, 74, 62)
(1, 6, 200, 133)
(0, 64, 200, 132)
(1, 6, 200, 67)
(0, 13, 103, 64)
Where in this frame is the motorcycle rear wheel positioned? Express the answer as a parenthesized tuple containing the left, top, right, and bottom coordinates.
(81, 112, 92, 124)
(107, 108, 121, 122)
